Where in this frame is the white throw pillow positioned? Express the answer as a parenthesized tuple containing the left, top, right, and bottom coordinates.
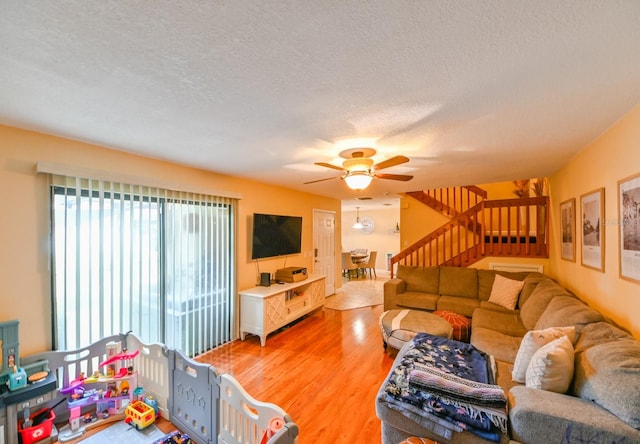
(512, 325, 576, 383)
(488, 274, 524, 310)
(525, 335, 575, 393)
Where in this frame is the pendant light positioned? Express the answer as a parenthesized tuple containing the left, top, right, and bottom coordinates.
(352, 206, 363, 229)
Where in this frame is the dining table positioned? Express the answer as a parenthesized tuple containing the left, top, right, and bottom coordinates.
(348, 252, 368, 277)
(350, 252, 368, 264)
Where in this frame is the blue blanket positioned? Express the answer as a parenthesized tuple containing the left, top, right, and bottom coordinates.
(381, 333, 507, 442)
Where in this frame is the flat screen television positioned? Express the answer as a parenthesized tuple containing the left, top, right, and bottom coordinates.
(251, 213, 303, 260)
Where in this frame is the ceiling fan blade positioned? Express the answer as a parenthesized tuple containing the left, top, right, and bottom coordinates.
(304, 176, 341, 184)
(315, 161, 344, 171)
(375, 173, 414, 182)
(374, 155, 409, 171)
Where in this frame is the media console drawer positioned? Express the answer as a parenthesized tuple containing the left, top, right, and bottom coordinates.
(239, 275, 325, 346)
(286, 296, 309, 317)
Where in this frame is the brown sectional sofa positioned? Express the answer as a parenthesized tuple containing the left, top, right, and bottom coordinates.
(377, 265, 640, 443)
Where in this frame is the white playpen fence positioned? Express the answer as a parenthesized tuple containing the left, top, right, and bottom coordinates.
(22, 333, 298, 444)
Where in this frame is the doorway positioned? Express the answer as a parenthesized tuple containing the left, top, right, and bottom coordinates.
(313, 209, 336, 296)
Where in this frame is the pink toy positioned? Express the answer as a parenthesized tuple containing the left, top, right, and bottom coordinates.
(98, 350, 139, 368)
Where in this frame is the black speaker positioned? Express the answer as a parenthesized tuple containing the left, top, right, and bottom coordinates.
(259, 272, 271, 287)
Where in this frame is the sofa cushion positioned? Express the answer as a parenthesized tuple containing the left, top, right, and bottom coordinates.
(398, 291, 439, 311)
(477, 269, 497, 301)
(479, 300, 518, 313)
(572, 338, 640, 429)
(435, 295, 479, 317)
(438, 266, 478, 298)
(397, 265, 439, 294)
(512, 326, 576, 383)
(519, 279, 570, 330)
(573, 321, 631, 353)
(509, 386, 640, 444)
(470, 327, 522, 363)
(534, 295, 604, 333)
(525, 335, 574, 393)
(517, 273, 547, 308)
(472, 308, 528, 338)
(488, 274, 524, 310)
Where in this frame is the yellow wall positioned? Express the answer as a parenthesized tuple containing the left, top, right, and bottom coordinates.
(0, 125, 341, 354)
(399, 135, 640, 338)
(399, 196, 450, 249)
(549, 104, 640, 338)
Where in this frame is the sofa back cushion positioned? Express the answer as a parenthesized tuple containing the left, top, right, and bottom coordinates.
(534, 295, 604, 333)
(573, 321, 630, 353)
(518, 273, 547, 308)
(519, 278, 570, 330)
(439, 266, 478, 298)
(572, 338, 640, 429)
(397, 265, 439, 294)
(478, 269, 496, 301)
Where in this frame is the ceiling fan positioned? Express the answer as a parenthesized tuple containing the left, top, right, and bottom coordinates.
(304, 148, 413, 190)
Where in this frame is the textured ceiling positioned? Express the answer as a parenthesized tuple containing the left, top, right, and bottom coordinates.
(1, 1, 639, 210)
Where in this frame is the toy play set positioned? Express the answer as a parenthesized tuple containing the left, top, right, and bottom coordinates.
(0, 321, 299, 444)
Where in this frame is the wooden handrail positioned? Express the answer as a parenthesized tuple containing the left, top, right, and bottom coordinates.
(407, 186, 487, 218)
(390, 196, 549, 277)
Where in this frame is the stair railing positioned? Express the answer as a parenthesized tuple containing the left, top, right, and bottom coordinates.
(406, 185, 487, 217)
(390, 196, 549, 277)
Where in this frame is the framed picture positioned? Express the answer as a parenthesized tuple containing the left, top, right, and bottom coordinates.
(560, 198, 576, 262)
(581, 188, 605, 271)
(618, 172, 640, 283)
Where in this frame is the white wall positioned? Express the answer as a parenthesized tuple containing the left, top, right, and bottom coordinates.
(341, 207, 400, 277)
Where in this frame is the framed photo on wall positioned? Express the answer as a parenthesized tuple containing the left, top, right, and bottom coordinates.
(560, 198, 576, 262)
(618, 172, 640, 283)
(581, 188, 605, 271)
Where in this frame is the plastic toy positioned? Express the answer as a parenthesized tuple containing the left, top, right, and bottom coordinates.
(125, 400, 157, 430)
(99, 349, 139, 375)
(57, 346, 141, 442)
(8, 365, 27, 391)
(154, 430, 194, 444)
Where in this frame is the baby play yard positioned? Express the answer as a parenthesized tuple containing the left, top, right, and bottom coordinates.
(0, 321, 298, 444)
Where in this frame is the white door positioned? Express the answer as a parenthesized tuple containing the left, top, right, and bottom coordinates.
(313, 209, 336, 296)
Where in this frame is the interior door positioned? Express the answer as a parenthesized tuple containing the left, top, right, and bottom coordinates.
(313, 209, 336, 296)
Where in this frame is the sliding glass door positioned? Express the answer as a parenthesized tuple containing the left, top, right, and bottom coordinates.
(50, 177, 235, 356)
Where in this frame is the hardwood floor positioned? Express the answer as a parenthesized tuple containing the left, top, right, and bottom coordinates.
(195, 290, 398, 443)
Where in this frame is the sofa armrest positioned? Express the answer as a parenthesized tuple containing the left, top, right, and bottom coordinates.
(384, 278, 406, 311)
(508, 386, 640, 443)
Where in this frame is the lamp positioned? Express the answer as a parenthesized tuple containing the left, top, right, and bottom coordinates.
(352, 206, 363, 229)
(344, 171, 373, 190)
(342, 157, 374, 190)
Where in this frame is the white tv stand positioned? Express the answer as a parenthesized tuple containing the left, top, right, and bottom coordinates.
(239, 274, 325, 346)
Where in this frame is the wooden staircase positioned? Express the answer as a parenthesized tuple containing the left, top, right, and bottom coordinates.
(390, 186, 549, 277)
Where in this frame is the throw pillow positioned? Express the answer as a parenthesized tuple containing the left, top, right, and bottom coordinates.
(488, 274, 524, 310)
(512, 325, 576, 383)
(525, 335, 574, 393)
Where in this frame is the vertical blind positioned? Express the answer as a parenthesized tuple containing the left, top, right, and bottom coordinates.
(50, 175, 236, 356)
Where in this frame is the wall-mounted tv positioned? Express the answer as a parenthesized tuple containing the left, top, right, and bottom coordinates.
(251, 213, 303, 260)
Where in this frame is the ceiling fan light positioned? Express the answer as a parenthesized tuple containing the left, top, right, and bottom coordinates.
(343, 157, 374, 172)
(344, 172, 373, 190)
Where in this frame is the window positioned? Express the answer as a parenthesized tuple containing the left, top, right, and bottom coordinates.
(50, 176, 235, 356)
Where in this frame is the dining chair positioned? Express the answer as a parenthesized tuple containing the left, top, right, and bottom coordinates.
(357, 250, 377, 279)
(342, 251, 359, 279)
